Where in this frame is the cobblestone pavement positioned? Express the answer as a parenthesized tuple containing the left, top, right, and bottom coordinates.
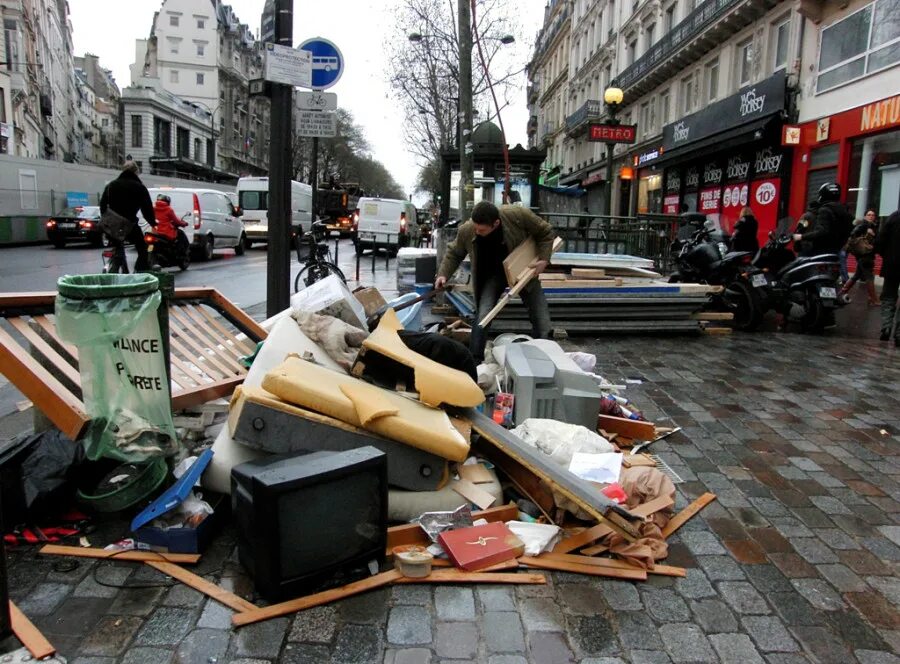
(3, 325, 900, 664)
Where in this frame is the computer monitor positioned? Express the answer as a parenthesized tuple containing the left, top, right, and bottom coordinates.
(504, 343, 601, 430)
(231, 446, 387, 601)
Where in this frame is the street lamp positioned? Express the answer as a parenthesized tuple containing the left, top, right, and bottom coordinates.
(602, 84, 623, 217)
(188, 100, 219, 168)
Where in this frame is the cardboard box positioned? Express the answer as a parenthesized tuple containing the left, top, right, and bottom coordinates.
(353, 287, 388, 317)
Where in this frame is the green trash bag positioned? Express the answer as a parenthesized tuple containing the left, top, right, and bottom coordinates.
(55, 273, 179, 463)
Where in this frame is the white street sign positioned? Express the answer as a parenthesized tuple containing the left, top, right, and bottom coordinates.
(264, 43, 312, 88)
(296, 91, 337, 111)
(298, 110, 337, 137)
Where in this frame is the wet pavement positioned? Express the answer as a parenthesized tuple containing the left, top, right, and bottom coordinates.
(2, 286, 900, 663)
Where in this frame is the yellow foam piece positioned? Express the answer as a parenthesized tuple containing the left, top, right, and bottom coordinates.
(261, 354, 470, 462)
(359, 309, 484, 408)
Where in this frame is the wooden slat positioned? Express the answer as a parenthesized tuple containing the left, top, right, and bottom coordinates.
(552, 495, 675, 554)
(539, 552, 686, 577)
(205, 289, 268, 341)
(0, 326, 89, 440)
(9, 601, 56, 659)
(0, 292, 57, 308)
(171, 375, 244, 411)
(597, 415, 657, 441)
(8, 317, 81, 387)
(519, 555, 647, 580)
(145, 561, 256, 612)
(170, 306, 246, 374)
(570, 268, 607, 279)
(40, 544, 200, 564)
(394, 570, 546, 584)
(192, 304, 254, 356)
(662, 493, 717, 538)
(32, 314, 79, 363)
(431, 558, 519, 572)
(168, 334, 228, 381)
(233, 570, 404, 627)
(168, 354, 206, 389)
(169, 314, 240, 378)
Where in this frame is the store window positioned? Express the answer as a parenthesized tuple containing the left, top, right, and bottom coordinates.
(705, 57, 719, 102)
(817, 0, 900, 93)
(847, 130, 900, 217)
(772, 16, 790, 71)
(638, 171, 663, 213)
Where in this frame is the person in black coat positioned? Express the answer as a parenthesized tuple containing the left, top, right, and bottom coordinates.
(793, 183, 853, 256)
(875, 209, 900, 343)
(99, 161, 156, 272)
(731, 206, 759, 253)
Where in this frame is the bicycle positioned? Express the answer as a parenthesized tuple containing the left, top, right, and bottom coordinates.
(293, 221, 346, 292)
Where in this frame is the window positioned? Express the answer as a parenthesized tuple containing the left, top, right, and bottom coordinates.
(736, 38, 753, 86)
(640, 100, 656, 135)
(645, 23, 656, 51)
(196, 73, 204, 85)
(0, 87, 6, 122)
(705, 57, 719, 101)
(660, 89, 671, 123)
(101, 118, 109, 127)
(772, 17, 790, 70)
(197, 43, 204, 56)
(817, 0, 900, 93)
(170, 70, 179, 83)
(170, 41, 179, 55)
(197, 18, 205, 29)
(154, 117, 171, 155)
(664, 4, 676, 33)
(206, 138, 214, 165)
(627, 39, 637, 65)
(194, 138, 201, 161)
(177, 126, 190, 158)
(169, 14, 179, 27)
(131, 114, 142, 148)
(681, 75, 694, 114)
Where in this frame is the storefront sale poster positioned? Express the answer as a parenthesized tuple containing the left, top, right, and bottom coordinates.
(720, 183, 749, 233)
(663, 194, 680, 215)
(699, 186, 722, 224)
(750, 178, 781, 246)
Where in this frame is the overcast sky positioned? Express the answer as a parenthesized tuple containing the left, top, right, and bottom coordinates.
(68, 0, 545, 199)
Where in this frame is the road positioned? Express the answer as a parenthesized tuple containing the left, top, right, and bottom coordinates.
(0, 238, 398, 312)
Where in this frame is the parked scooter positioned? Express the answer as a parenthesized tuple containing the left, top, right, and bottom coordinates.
(752, 217, 842, 333)
(669, 218, 765, 331)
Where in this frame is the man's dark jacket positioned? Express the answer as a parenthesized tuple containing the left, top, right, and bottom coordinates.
(876, 210, 900, 281)
(99, 170, 154, 225)
(798, 201, 853, 255)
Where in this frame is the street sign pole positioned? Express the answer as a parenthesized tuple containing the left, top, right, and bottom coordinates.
(266, 0, 293, 318)
(311, 136, 318, 225)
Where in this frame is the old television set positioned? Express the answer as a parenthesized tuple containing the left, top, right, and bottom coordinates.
(504, 342, 602, 430)
(231, 446, 387, 601)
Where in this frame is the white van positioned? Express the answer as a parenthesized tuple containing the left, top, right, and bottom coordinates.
(237, 177, 312, 248)
(148, 187, 245, 261)
(354, 197, 418, 255)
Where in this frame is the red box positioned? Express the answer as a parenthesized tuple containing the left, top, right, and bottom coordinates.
(438, 522, 525, 571)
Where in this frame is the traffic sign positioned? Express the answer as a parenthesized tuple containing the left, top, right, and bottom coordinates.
(297, 91, 337, 111)
(297, 110, 337, 137)
(298, 38, 344, 90)
(264, 43, 312, 88)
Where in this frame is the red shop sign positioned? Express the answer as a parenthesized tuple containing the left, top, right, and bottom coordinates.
(588, 123, 637, 144)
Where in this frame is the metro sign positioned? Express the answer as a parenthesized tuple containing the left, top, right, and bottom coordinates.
(588, 123, 637, 144)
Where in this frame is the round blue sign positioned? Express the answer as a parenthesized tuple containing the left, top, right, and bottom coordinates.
(298, 37, 344, 90)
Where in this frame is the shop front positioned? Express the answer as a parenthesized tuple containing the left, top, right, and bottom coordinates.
(633, 145, 665, 214)
(655, 70, 791, 245)
(787, 94, 900, 221)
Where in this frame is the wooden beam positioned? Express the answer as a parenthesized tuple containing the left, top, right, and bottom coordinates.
(145, 561, 256, 612)
(539, 552, 685, 577)
(0, 326, 90, 441)
(662, 493, 717, 538)
(232, 570, 404, 627)
(519, 556, 647, 580)
(9, 601, 56, 660)
(171, 375, 244, 411)
(40, 544, 200, 564)
(394, 570, 546, 584)
(597, 415, 656, 441)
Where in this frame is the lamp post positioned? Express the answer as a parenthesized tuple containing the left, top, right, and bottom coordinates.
(189, 100, 220, 170)
(603, 84, 623, 217)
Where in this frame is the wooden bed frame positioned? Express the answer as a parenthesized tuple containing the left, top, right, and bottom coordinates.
(0, 288, 267, 441)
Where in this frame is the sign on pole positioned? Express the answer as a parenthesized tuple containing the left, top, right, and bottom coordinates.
(264, 43, 312, 88)
(587, 123, 637, 144)
(297, 91, 337, 111)
(297, 38, 344, 90)
(297, 110, 337, 137)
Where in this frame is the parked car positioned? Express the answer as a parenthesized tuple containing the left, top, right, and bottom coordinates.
(46, 205, 107, 248)
(354, 197, 419, 255)
(147, 187, 245, 260)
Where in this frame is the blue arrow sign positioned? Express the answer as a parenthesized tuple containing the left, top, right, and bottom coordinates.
(298, 37, 344, 90)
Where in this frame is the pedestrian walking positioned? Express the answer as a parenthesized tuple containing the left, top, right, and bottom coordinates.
(99, 161, 156, 272)
(730, 206, 759, 254)
(435, 201, 555, 362)
(839, 209, 879, 305)
(875, 209, 900, 344)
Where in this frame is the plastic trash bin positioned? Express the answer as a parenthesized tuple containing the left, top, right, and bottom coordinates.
(55, 274, 178, 462)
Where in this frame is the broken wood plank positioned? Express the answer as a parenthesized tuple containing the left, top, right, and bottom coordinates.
(543, 279, 622, 289)
(662, 493, 717, 538)
(40, 544, 200, 564)
(580, 543, 609, 556)
(553, 524, 612, 554)
(386, 504, 518, 552)
(394, 570, 546, 584)
(519, 556, 647, 580)
(9, 601, 56, 659)
(597, 415, 657, 441)
(145, 561, 256, 612)
(538, 272, 568, 281)
(540, 552, 686, 577)
(702, 326, 733, 335)
(570, 268, 607, 279)
(691, 311, 734, 321)
(232, 570, 404, 627)
(622, 454, 657, 468)
(431, 558, 520, 572)
(624, 494, 675, 520)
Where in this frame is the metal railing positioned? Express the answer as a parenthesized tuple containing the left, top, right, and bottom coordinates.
(543, 213, 679, 273)
(617, 0, 742, 90)
(566, 100, 605, 134)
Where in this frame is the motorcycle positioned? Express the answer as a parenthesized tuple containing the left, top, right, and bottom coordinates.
(145, 228, 191, 271)
(669, 219, 765, 331)
(752, 217, 842, 333)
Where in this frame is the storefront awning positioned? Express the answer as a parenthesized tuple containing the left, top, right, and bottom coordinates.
(653, 115, 780, 166)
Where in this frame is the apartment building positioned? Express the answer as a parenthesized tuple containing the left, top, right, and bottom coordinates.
(73, 54, 122, 168)
(1, 0, 76, 161)
(130, 0, 269, 178)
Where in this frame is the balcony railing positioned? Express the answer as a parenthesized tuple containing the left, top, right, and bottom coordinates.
(617, 0, 741, 90)
(565, 99, 605, 134)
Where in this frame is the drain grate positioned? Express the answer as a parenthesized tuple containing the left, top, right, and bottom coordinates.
(648, 454, 684, 484)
